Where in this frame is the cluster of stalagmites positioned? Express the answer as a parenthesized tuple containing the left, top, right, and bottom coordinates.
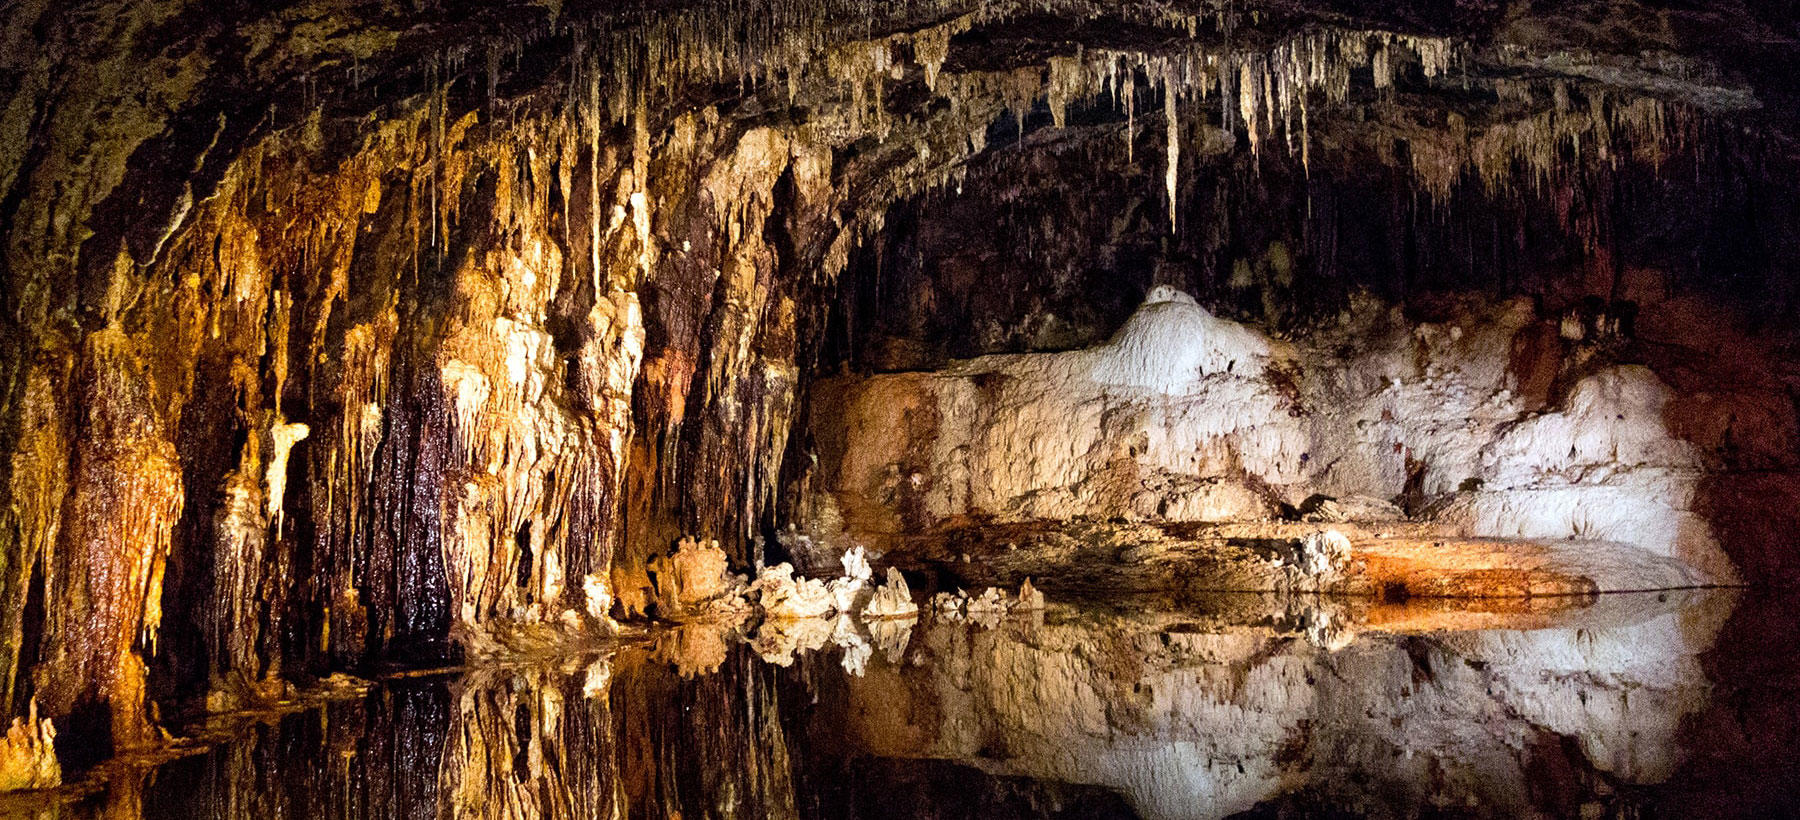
(930, 579, 1048, 628)
(649, 537, 917, 623)
(645, 537, 1047, 675)
(0, 704, 59, 793)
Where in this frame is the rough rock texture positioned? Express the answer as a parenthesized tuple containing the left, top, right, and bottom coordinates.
(811, 287, 1765, 586)
(0, 0, 1142, 747)
(647, 538, 748, 622)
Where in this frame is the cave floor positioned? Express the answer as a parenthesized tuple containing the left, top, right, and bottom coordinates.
(6, 586, 1797, 819)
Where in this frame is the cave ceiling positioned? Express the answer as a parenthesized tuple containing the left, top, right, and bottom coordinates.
(5, 0, 1794, 275)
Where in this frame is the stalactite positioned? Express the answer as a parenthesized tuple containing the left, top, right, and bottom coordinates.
(1165, 71, 1180, 234)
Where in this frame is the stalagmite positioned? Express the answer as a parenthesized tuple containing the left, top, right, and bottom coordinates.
(0, 703, 57, 792)
(1299, 530, 1352, 578)
(861, 567, 918, 620)
(1015, 578, 1046, 610)
(649, 538, 750, 621)
(751, 564, 835, 620)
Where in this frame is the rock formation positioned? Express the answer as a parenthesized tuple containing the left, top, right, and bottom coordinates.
(862, 568, 921, 621)
(810, 287, 1755, 592)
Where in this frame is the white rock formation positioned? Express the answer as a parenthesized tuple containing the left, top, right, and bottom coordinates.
(1437, 365, 1736, 584)
(966, 587, 1010, 615)
(815, 290, 1740, 586)
(750, 563, 834, 620)
(1087, 285, 1273, 388)
(862, 567, 919, 620)
(1298, 530, 1352, 578)
(826, 577, 866, 614)
(840, 545, 873, 582)
(826, 545, 874, 613)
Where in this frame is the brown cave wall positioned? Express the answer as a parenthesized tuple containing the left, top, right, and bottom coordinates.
(59, 83, 873, 743)
(0, 0, 1159, 750)
(0, 8, 810, 748)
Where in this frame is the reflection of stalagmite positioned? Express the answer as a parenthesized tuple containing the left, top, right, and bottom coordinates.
(653, 621, 740, 678)
(866, 618, 915, 664)
(831, 616, 873, 677)
(582, 657, 613, 699)
(440, 664, 625, 820)
(751, 617, 834, 666)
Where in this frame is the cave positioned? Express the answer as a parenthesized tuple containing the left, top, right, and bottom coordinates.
(3, 0, 1800, 817)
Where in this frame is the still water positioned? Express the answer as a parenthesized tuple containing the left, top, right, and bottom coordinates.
(5, 589, 1797, 819)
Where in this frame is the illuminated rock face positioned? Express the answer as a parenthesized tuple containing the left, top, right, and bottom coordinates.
(0, 0, 1798, 773)
(812, 289, 1745, 588)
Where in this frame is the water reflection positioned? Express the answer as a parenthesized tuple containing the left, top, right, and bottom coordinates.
(7, 588, 1799, 819)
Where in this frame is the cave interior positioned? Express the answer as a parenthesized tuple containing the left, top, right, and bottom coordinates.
(2, 0, 1800, 816)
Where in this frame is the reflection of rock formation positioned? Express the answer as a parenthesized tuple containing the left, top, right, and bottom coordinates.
(14, 591, 1798, 820)
(441, 662, 625, 820)
(835, 591, 1736, 820)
